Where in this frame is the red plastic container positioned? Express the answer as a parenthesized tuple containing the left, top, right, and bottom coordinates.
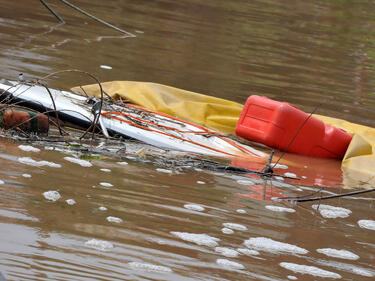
(235, 95, 352, 159)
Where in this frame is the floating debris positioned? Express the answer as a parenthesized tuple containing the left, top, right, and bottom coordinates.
(22, 174, 32, 178)
(312, 204, 352, 219)
(99, 206, 107, 211)
(265, 205, 296, 213)
(43, 190, 61, 202)
(100, 168, 111, 172)
(358, 220, 375, 231)
(236, 209, 246, 214)
(156, 168, 173, 174)
(64, 157, 92, 167)
(106, 216, 123, 223)
(170, 232, 220, 247)
(184, 203, 205, 212)
(65, 199, 76, 205)
(221, 228, 234, 234)
(237, 248, 260, 256)
(85, 239, 113, 251)
(100, 182, 113, 187)
(100, 65, 113, 70)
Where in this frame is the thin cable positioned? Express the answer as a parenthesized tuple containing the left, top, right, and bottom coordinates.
(40, 0, 65, 23)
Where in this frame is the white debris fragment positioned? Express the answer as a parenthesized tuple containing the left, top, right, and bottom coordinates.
(100, 168, 111, 172)
(19, 157, 61, 168)
(215, 247, 239, 258)
(312, 204, 352, 219)
(197, 181, 206, 184)
(99, 206, 107, 211)
(22, 174, 32, 178)
(85, 239, 113, 251)
(100, 182, 113, 187)
(358, 220, 375, 231)
(222, 223, 247, 231)
(65, 199, 76, 205)
(18, 145, 40, 152)
(265, 205, 296, 213)
(170, 232, 220, 247)
(106, 216, 123, 223)
(244, 237, 308, 255)
(216, 259, 244, 270)
(284, 172, 297, 178)
(184, 203, 205, 212)
(43, 190, 61, 202)
(236, 209, 246, 214)
(287, 275, 298, 280)
(128, 262, 172, 273)
(0, 180, 4, 184)
(64, 157, 92, 167)
(156, 168, 173, 174)
(279, 262, 341, 279)
(221, 228, 234, 234)
(100, 65, 112, 70)
(317, 248, 359, 260)
(272, 163, 288, 169)
(117, 161, 128, 165)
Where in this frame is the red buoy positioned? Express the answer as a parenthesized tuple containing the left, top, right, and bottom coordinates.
(235, 95, 352, 159)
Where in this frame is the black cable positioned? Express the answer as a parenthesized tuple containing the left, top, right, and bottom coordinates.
(40, 0, 65, 23)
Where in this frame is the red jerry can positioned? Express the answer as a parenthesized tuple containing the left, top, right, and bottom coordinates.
(235, 95, 352, 159)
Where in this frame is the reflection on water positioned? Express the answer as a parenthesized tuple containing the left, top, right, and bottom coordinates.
(0, 0, 375, 280)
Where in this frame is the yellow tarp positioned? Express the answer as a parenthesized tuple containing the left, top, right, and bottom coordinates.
(72, 81, 375, 181)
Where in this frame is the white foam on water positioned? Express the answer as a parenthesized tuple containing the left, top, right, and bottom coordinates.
(197, 181, 206, 184)
(358, 219, 375, 230)
(221, 228, 234, 234)
(0, 180, 4, 184)
(18, 145, 40, 152)
(99, 206, 107, 211)
(272, 163, 288, 169)
(279, 262, 341, 279)
(106, 216, 123, 223)
(287, 275, 297, 280)
(65, 199, 76, 205)
(22, 174, 31, 178)
(44, 146, 54, 150)
(284, 172, 297, 178)
(216, 259, 244, 270)
(244, 237, 308, 255)
(85, 239, 113, 251)
(43, 190, 61, 202)
(274, 176, 284, 181)
(236, 209, 246, 214)
(100, 65, 112, 70)
(170, 232, 220, 247)
(156, 168, 173, 174)
(19, 157, 61, 168)
(64, 157, 92, 167)
(215, 247, 239, 258)
(236, 179, 255, 185)
(128, 262, 172, 273)
(265, 205, 296, 213)
(222, 223, 247, 231)
(117, 161, 128, 165)
(100, 168, 111, 172)
(315, 259, 375, 277)
(184, 203, 205, 212)
(312, 204, 352, 219)
(237, 248, 260, 256)
(316, 248, 359, 260)
(100, 182, 113, 187)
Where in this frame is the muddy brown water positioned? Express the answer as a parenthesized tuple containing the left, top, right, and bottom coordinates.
(0, 0, 374, 280)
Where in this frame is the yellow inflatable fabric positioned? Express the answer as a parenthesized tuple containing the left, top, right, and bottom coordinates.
(72, 81, 243, 135)
(72, 81, 375, 182)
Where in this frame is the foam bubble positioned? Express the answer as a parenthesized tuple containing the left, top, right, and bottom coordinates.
(184, 203, 205, 212)
(128, 262, 172, 273)
(284, 172, 297, 178)
(18, 145, 40, 152)
(236, 209, 246, 214)
(117, 161, 128, 165)
(170, 232, 220, 247)
(100, 168, 111, 172)
(106, 216, 123, 223)
(216, 259, 244, 270)
(99, 206, 107, 211)
(312, 204, 352, 219)
(85, 239, 113, 251)
(0, 180, 4, 184)
(237, 248, 259, 256)
(265, 205, 296, 213)
(287, 275, 298, 280)
(65, 199, 76, 205)
(222, 223, 247, 231)
(64, 157, 92, 167)
(215, 247, 239, 257)
(317, 248, 359, 260)
(100, 182, 113, 187)
(197, 181, 206, 184)
(43, 190, 61, 202)
(244, 237, 308, 255)
(279, 262, 341, 279)
(358, 220, 375, 231)
(22, 174, 32, 178)
(19, 157, 61, 168)
(156, 168, 173, 174)
(222, 228, 234, 234)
